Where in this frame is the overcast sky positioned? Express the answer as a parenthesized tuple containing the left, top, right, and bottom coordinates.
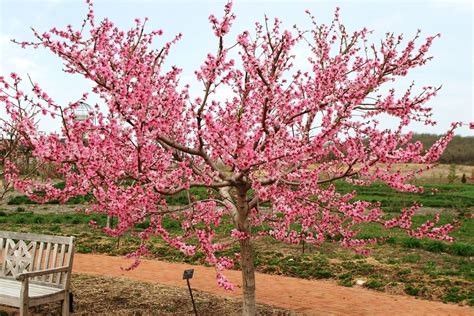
(0, 0, 472, 135)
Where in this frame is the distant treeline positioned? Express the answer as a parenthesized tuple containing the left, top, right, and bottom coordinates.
(412, 134, 474, 165)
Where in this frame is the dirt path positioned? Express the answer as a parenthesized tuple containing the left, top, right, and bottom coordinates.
(73, 253, 473, 316)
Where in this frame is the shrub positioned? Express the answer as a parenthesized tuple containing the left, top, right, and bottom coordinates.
(364, 279, 385, 290)
(76, 245, 93, 253)
(15, 216, 26, 224)
(33, 216, 45, 224)
(424, 240, 446, 253)
(443, 287, 466, 303)
(402, 254, 420, 263)
(8, 195, 36, 205)
(49, 225, 61, 233)
(71, 218, 82, 224)
(405, 285, 420, 296)
(400, 237, 422, 249)
(447, 165, 457, 184)
(449, 243, 474, 256)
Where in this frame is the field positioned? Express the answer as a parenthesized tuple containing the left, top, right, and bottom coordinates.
(1, 169, 473, 308)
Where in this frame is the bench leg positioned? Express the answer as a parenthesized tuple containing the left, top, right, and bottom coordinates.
(20, 302, 29, 316)
(62, 292, 70, 316)
(20, 278, 29, 316)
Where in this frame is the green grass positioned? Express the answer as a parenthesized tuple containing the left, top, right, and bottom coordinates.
(0, 211, 472, 257)
(7, 186, 210, 206)
(334, 181, 474, 210)
(7, 181, 94, 205)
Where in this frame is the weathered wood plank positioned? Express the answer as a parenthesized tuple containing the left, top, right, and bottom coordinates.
(0, 238, 6, 274)
(48, 244, 59, 282)
(30, 241, 38, 272)
(42, 243, 51, 281)
(0, 231, 72, 244)
(0, 279, 62, 296)
(34, 242, 45, 281)
(19, 276, 28, 316)
(64, 239, 75, 290)
(57, 244, 66, 284)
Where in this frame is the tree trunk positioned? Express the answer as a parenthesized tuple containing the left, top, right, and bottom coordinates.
(235, 186, 256, 316)
(220, 185, 257, 315)
(239, 237, 256, 316)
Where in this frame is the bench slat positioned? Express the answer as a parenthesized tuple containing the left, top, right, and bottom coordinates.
(0, 231, 72, 244)
(48, 244, 59, 283)
(30, 241, 38, 272)
(42, 243, 51, 281)
(34, 242, 45, 281)
(0, 279, 63, 297)
(56, 244, 66, 284)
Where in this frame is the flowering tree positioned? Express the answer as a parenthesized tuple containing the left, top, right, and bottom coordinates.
(1, 2, 463, 314)
(0, 76, 40, 200)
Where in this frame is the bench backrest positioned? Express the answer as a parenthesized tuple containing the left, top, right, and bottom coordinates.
(0, 231, 74, 288)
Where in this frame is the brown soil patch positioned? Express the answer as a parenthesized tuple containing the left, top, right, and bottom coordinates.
(72, 253, 474, 316)
(0, 274, 292, 315)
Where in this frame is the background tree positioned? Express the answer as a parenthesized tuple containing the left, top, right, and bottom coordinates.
(447, 164, 458, 184)
(1, 2, 463, 314)
(410, 134, 474, 165)
(0, 75, 40, 201)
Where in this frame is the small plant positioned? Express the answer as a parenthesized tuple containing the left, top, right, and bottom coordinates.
(401, 237, 422, 249)
(49, 225, 61, 233)
(423, 261, 438, 277)
(405, 285, 420, 296)
(15, 216, 26, 224)
(337, 272, 353, 287)
(72, 218, 82, 224)
(364, 279, 385, 290)
(76, 245, 93, 253)
(33, 216, 45, 224)
(8, 195, 35, 205)
(396, 268, 412, 276)
(449, 243, 474, 256)
(447, 164, 457, 184)
(402, 254, 420, 263)
(425, 240, 446, 253)
(443, 286, 466, 303)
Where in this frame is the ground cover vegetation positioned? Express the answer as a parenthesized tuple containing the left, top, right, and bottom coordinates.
(1, 182, 473, 306)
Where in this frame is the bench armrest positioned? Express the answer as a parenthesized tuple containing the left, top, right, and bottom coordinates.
(16, 266, 70, 281)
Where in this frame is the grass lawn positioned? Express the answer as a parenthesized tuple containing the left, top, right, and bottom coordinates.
(334, 181, 474, 212)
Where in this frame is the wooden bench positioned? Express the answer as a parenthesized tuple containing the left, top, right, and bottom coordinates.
(0, 231, 75, 316)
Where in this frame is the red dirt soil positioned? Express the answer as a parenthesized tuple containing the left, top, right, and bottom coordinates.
(73, 253, 474, 316)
